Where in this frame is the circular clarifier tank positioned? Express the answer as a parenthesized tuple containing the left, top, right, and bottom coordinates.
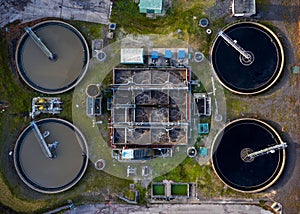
(211, 22, 284, 94)
(16, 20, 89, 94)
(211, 118, 286, 193)
(14, 118, 88, 193)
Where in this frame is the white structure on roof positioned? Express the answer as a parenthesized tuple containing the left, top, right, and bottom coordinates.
(232, 0, 256, 17)
(122, 149, 134, 160)
(121, 48, 144, 64)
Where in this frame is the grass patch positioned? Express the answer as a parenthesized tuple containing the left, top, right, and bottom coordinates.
(256, 0, 270, 11)
(124, 190, 136, 201)
(111, 0, 215, 52)
(225, 90, 250, 119)
(0, 174, 47, 213)
(171, 184, 187, 196)
(0, 30, 48, 213)
(153, 158, 251, 198)
(66, 20, 104, 40)
(152, 184, 165, 196)
(135, 184, 147, 204)
(65, 20, 105, 55)
(58, 91, 74, 121)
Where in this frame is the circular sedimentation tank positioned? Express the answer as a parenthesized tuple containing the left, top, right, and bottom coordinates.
(14, 118, 88, 193)
(211, 22, 284, 94)
(16, 20, 89, 94)
(211, 118, 286, 193)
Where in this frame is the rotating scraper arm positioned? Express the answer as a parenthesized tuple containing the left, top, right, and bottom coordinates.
(30, 121, 53, 159)
(246, 142, 287, 159)
(218, 30, 251, 60)
(24, 26, 56, 61)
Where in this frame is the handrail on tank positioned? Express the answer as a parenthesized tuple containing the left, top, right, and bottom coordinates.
(217, 30, 251, 60)
(30, 121, 53, 159)
(24, 26, 56, 61)
(246, 142, 287, 159)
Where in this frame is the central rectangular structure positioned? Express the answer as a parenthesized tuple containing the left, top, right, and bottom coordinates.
(110, 67, 190, 146)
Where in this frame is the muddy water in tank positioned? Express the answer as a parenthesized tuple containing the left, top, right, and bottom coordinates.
(21, 25, 84, 89)
(16, 120, 87, 191)
(16, 21, 89, 93)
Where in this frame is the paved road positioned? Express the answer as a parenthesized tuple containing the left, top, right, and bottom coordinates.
(63, 204, 272, 214)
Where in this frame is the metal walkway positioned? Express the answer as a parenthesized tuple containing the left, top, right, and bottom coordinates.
(31, 121, 53, 158)
(218, 30, 251, 60)
(246, 142, 287, 159)
(25, 26, 56, 61)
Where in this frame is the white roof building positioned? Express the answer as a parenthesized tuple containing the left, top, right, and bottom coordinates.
(232, 0, 256, 17)
(121, 48, 144, 64)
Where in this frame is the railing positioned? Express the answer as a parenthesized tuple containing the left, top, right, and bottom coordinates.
(31, 121, 53, 158)
(25, 26, 56, 61)
(246, 142, 287, 159)
(218, 30, 251, 60)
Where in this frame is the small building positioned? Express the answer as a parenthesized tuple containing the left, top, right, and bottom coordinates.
(121, 48, 144, 64)
(198, 123, 209, 134)
(151, 51, 159, 60)
(92, 39, 104, 52)
(147, 48, 189, 66)
(139, 0, 163, 14)
(86, 96, 102, 117)
(112, 148, 173, 161)
(106, 31, 114, 39)
(194, 93, 211, 116)
(165, 50, 172, 59)
(293, 65, 299, 74)
(232, 0, 256, 17)
(178, 50, 186, 60)
(199, 147, 208, 157)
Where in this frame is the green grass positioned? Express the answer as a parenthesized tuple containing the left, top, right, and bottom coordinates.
(171, 184, 187, 196)
(0, 30, 48, 213)
(65, 20, 105, 54)
(124, 190, 136, 201)
(66, 20, 104, 39)
(225, 90, 250, 119)
(256, 0, 270, 11)
(111, 0, 215, 53)
(152, 184, 165, 195)
(153, 158, 252, 198)
(58, 91, 74, 121)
